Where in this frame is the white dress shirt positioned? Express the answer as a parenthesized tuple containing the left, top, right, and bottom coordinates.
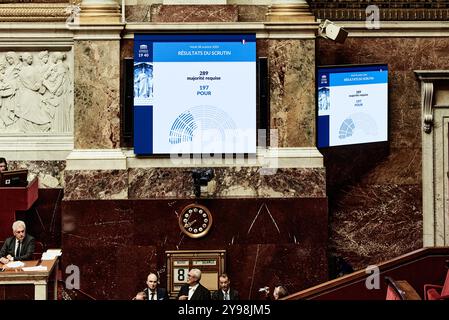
(188, 284, 199, 300)
(148, 290, 157, 300)
(222, 290, 230, 300)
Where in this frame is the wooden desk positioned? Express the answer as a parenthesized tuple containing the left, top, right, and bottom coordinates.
(394, 280, 422, 300)
(0, 258, 59, 300)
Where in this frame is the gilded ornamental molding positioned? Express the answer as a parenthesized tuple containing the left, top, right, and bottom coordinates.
(267, 5, 315, 22)
(0, 3, 71, 22)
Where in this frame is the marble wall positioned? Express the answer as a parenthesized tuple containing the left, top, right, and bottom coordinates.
(264, 39, 315, 148)
(62, 167, 325, 200)
(61, 198, 328, 300)
(74, 40, 121, 149)
(317, 37, 449, 271)
(129, 167, 326, 198)
(150, 4, 238, 22)
(8, 160, 66, 188)
(237, 5, 268, 22)
(125, 4, 269, 22)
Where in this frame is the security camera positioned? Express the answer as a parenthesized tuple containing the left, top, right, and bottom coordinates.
(192, 168, 214, 186)
(318, 19, 348, 43)
(192, 168, 214, 197)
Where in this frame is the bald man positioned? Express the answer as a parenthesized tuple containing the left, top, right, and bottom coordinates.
(134, 273, 169, 301)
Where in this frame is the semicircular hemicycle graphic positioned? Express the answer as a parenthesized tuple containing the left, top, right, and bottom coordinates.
(169, 105, 236, 145)
(338, 113, 378, 140)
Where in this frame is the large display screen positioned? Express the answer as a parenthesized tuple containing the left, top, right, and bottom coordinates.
(317, 64, 388, 148)
(133, 34, 256, 155)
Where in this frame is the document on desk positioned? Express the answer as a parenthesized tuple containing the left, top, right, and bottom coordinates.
(41, 249, 62, 260)
(22, 266, 48, 272)
(5, 261, 25, 268)
(46, 249, 62, 255)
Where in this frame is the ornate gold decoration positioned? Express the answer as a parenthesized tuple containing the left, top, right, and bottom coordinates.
(0, 4, 71, 22)
(76, 0, 121, 25)
(178, 203, 213, 239)
(266, 3, 315, 22)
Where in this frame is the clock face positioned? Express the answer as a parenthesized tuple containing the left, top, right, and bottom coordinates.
(179, 204, 213, 239)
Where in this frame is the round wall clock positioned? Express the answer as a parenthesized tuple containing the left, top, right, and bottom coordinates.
(179, 203, 213, 238)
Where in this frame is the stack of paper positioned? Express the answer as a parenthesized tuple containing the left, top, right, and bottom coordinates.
(5, 261, 25, 268)
(41, 249, 62, 261)
(22, 266, 48, 272)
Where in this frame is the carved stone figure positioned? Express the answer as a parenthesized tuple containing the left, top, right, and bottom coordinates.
(0, 52, 21, 129)
(0, 50, 73, 134)
(14, 52, 51, 132)
(0, 62, 16, 128)
(38, 50, 50, 76)
(136, 65, 151, 98)
(42, 52, 72, 132)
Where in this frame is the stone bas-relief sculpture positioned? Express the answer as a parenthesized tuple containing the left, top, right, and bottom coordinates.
(0, 50, 73, 133)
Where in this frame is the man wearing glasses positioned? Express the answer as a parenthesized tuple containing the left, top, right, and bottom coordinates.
(0, 220, 35, 264)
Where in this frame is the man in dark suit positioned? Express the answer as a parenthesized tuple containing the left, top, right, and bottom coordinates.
(0, 220, 35, 264)
(177, 268, 211, 300)
(212, 273, 239, 301)
(134, 273, 169, 300)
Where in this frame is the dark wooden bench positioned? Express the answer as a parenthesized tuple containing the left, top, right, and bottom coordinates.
(385, 277, 421, 300)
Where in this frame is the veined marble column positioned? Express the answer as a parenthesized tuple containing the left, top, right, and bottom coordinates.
(267, 0, 315, 22)
(65, 1, 127, 200)
(265, 1, 317, 148)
